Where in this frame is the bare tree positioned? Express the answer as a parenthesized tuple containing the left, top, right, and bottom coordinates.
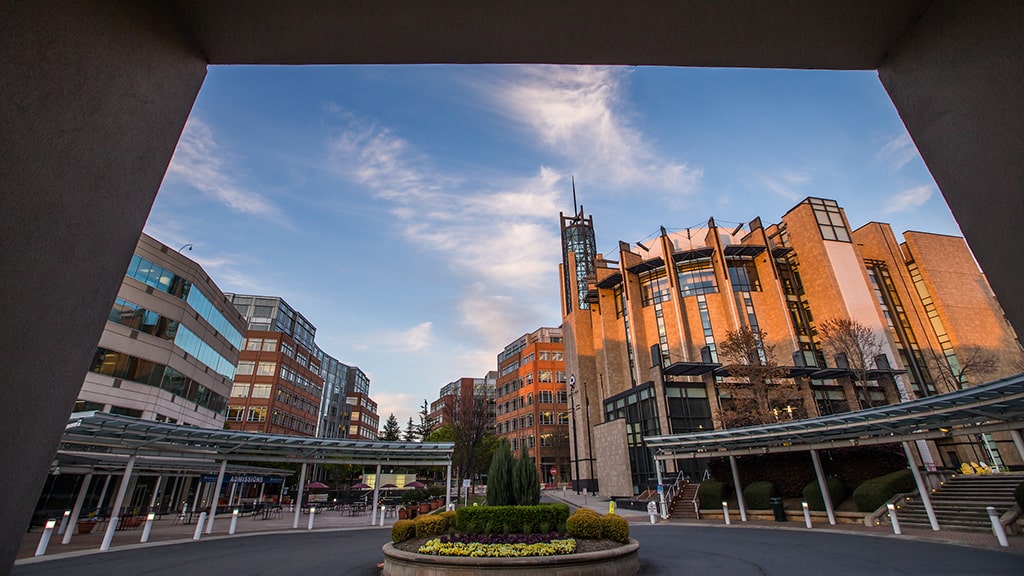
(929, 346, 999, 389)
(818, 318, 886, 409)
(441, 391, 495, 484)
(716, 327, 798, 427)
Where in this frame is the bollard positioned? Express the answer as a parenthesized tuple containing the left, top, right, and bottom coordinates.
(886, 503, 901, 535)
(563, 486, 566, 499)
(35, 520, 57, 557)
(610, 501, 615, 515)
(647, 501, 658, 525)
(58, 510, 71, 536)
(141, 513, 156, 543)
(802, 502, 812, 528)
(380, 505, 385, 527)
(722, 502, 731, 526)
(308, 507, 316, 530)
(193, 512, 207, 540)
(229, 509, 239, 535)
(987, 506, 1009, 547)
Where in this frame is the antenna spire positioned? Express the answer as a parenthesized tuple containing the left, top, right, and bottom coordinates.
(572, 176, 579, 218)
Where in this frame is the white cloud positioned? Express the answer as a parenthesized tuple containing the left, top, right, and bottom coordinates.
(877, 133, 919, 171)
(758, 170, 811, 201)
(392, 322, 434, 352)
(885, 185, 934, 214)
(476, 66, 701, 195)
(166, 117, 279, 217)
(371, 391, 420, 428)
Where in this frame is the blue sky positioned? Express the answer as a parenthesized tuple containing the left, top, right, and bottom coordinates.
(145, 65, 959, 428)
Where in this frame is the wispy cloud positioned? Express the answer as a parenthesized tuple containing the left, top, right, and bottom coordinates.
(166, 117, 279, 217)
(758, 170, 811, 201)
(371, 391, 419, 426)
(885, 185, 934, 214)
(876, 133, 919, 171)
(475, 66, 701, 195)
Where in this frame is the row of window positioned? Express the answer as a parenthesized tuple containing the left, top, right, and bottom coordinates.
(635, 256, 762, 310)
(127, 254, 244, 349)
(89, 347, 228, 414)
(497, 411, 569, 433)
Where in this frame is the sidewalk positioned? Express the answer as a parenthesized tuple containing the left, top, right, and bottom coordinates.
(542, 488, 1024, 554)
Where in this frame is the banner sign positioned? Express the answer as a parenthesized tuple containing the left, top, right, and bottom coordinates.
(200, 474, 285, 484)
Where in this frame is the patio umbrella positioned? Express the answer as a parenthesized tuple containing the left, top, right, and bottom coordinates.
(305, 481, 329, 489)
(380, 483, 398, 489)
(404, 481, 426, 489)
(351, 482, 370, 489)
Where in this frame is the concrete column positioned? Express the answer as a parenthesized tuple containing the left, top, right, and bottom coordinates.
(1008, 429, 1024, 462)
(206, 460, 227, 534)
(902, 441, 940, 531)
(728, 456, 747, 522)
(809, 450, 836, 525)
(94, 475, 112, 515)
(445, 463, 452, 509)
(62, 472, 93, 545)
(293, 463, 307, 529)
(101, 455, 137, 551)
(148, 476, 163, 513)
(370, 464, 382, 526)
(190, 479, 203, 520)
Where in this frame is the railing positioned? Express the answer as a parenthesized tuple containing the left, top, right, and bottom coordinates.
(692, 482, 701, 519)
(660, 471, 686, 519)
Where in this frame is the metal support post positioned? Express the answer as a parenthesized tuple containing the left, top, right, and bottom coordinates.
(207, 460, 227, 534)
(57, 510, 70, 536)
(64, 471, 93, 544)
(101, 454, 137, 551)
(229, 509, 239, 535)
(370, 463, 381, 526)
(308, 507, 316, 530)
(445, 463, 452, 509)
(141, 513, 155, 542)
(988, 506, 1009, 547)
(802, 502, 812, 528)
(1009, 429, 1024, 462)
(722, 502, 730, 525)
(887, 503, 902, 534)
(809, 449, 836, 525)
(902, 441, 939, 531)
(728, 456, 747, 522)
(193, 513, 206, 540)
(35, 520, 56, 557)
(293, 463, 307, 529)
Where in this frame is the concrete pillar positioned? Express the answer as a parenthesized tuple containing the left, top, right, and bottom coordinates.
(809, 449, 836, 525)
(1009, 429, 1024, 462)
(148, 476, 163, 513)
(293, 463, 307, 529)
(94, 475, 112, 515)
(370, 464, 382, 526)
(902, 441, 940, 531)
(62, 472, 93, 545)
(728, 456, 747, 522)
(101, 455, 137, 551)
(0, 3, 207, 569)
(206, 460, 227, 534)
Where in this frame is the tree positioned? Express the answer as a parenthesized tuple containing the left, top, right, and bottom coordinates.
(516, 444, 540, 505)
(818, 318, 887, 409)
(415, 399, 435, 440)
(487, 438, 515, 506)
(716, 327, 797, 427)
(379, 413, 402, 441)
(930, 346, 999, 390)
(442, 390, 494, 485)
(403, 417, 417, 442)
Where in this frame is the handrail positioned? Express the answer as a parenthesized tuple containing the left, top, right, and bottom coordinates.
(692, 481, 700, 519)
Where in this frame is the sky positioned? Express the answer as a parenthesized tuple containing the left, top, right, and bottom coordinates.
(145, 65, 960, 429)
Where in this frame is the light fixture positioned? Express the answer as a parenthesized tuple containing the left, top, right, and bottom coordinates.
(636, 241, 650, 252)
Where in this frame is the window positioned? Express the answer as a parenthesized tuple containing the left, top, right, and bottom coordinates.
(558, 412, 569, 425)
(539, 351, 550, 361)
(261, 338, 277, 351)
(539, 390, 554, 404)
(227, 406, 245, 421)
(540, 433, 553, 447)
(552, 351, 563, 361)
(808, 197, 850, 242)
(526, 413, 534, 427)
(526, 392, 534, 405)
(639, 269, 671, 305)
(244, 338, 262, 351)
(256, 362, 277, 376)
(557, 391, 567, 404)
(677, 259, 717, 297)
(251, 384, 272, 398)
(555, 371, 566, 383)
(527, 434, 535, 448)
(727, 258, 761, 292)
(539, 370, 552, 383)
(236, 361, 254, 376)
(231, 383, 250, 397)
(540, 411, 554, 425)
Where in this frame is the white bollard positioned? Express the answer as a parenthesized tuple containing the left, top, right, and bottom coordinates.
(229, 509, 239, 535)
(723, 502, 731, 525)
(307, 507, 316, 530)
(35, 520, 57, 557)
(193, 512, 206, 540)
(57, 510, 71, 535)
(647, 500, 658, 525)
(380, 505, 385, 527)
(886, 503, 902, 535)
(802, 502, 812, 528)
(141, 513, 156, 543)
(987, 506, 1009, 547)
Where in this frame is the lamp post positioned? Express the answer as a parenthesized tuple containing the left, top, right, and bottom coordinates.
(569, 375, 581, 494)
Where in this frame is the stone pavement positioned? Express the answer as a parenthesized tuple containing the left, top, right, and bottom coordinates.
(541, 488, 1024, 555)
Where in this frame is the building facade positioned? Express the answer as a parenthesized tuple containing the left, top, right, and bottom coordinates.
(561, 198, 1024, 497)
(78, 233, 246, 428)
(345, 366, 379, 440)
(429, 375, 496, 431)
(494, 328, 571, 486)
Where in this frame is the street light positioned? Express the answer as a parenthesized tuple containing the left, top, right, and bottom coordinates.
(178, 243, 193, 253)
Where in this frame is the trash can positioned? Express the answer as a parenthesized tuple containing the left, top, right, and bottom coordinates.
(770, 497, 786, 522)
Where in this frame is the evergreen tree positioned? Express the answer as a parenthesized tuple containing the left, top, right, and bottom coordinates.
(415, 399, 434, 439)
(380, 413, 402, 441)
(516, 444, 540, 505)
(403, 417, 417, 442)
(486, 438, 514, 506)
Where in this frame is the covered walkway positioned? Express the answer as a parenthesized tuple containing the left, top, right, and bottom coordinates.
(646, 373, 1024, 529)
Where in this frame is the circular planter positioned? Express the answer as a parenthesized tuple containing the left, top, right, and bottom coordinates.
(382, 538, 639, 576)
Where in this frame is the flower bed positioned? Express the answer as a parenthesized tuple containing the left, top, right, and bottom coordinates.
(417, 537, 577, 557)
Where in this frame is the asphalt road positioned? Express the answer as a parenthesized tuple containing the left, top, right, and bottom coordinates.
(13, 525, 1024, 575)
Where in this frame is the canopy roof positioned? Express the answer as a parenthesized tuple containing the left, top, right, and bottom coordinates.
(647, 373, 1024, 460)
(63, 412, 454, 467)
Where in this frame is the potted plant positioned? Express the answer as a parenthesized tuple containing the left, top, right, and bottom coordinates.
(77, 513, 98, 534)
(397, 505, 409, 520)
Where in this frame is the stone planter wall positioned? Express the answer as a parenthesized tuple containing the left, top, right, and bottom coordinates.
(382, 539, 639, 576)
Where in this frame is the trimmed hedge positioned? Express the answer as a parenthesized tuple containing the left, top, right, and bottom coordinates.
(455, 503, 570, 535)
(852, 469, 917, 512)
(391, 519, 416, 542)
(415, 513, 450, 538)
(565, 508, 602, 539)
(1014, 481, 1024, 509)
(600, 513, 630, 543)
(697, 480, 726, 509)
(742, 481, 777, 510)
(803, 477, 848, 511)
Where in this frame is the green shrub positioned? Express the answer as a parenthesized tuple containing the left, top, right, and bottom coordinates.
(438, 510, 457, 532)
(455, 503, 570, 535)
(852, 469, 917, 512)
(803, 477, 848, 511)
(427, 485, 445, 499)
(697, 480, 726, 509)
(415, 514, 449, 538)
(566, 508, 602, 539)
(391, 519, 416, 542)
(600, 513, 630, 543)
(401, 489, 427, 504)
(742, 481, 777, 509)
(1014, 481, 1024, 509)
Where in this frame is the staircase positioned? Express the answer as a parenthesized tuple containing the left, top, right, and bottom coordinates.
(896, 472, 1023, 531)
(669, 482, 700, 520)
